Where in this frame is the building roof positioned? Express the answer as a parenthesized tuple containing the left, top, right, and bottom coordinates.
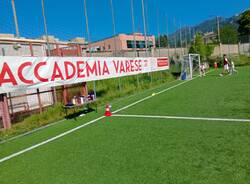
(91, 33, 154, 44)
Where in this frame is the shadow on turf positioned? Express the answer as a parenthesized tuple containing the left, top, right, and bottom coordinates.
(206, 73, 236, 77)
(206, 74, 221, 77)
(65, 108, 96, 120)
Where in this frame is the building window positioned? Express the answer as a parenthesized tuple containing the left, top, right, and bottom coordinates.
(127, 40, 153, 49)
(127, 40, 136, 48)
(138, 41, 145, 48)
(148, 41, 153, 48)
(108, 45, 111, 50)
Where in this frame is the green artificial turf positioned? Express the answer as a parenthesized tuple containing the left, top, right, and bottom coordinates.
(121, 66, 250, 119)
(0, 80, 181, 158)
(0, 117, 250, 184)
(0, 66, 250, 184)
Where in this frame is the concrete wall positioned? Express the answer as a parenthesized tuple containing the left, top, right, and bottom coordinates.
(89, 47, 187, 58)
(212, 43, 250, 56)
(87, 43, 250, 59)
(0, 43, 46, 56)
(239, 43, 250, 56)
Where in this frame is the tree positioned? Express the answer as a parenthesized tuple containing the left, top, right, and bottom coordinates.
(156, 35, 168, 47)
(237, 9, 250, 36)
(189, 33, 215, 61)
(220, 25, 238, 44)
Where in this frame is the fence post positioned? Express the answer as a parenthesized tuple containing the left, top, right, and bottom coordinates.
(227, 39, 230, 56)
(37, 89, 43, 114)
(77, 44, 81, 56)
(63, 85, 68, 105)
(238, 42, 241, 55)
(29, 42, 34, 56)
(8, 93, 14, 117)
(81, 82, 88, 96)
(30, 42, 44, 113)
(243, 41, 245, 54)
(1, 48, 5, 56)
(248, 35, 250, 56)
(0, 94, 11, 129)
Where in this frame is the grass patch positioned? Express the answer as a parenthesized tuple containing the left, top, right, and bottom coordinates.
(0, 104, 64, 141)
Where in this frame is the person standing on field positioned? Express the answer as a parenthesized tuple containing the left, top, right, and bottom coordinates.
(200, 63, 206, 77)
(220, 54, 230, 76)
(229, 61, 237, 75)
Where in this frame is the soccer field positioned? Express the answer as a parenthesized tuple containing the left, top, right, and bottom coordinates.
(0, 66, 250, 184)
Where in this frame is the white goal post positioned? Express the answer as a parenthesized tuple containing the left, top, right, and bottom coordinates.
(180, 54, 201, 80)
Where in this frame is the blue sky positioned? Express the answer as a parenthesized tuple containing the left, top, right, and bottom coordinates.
(0, 0, 249, 41)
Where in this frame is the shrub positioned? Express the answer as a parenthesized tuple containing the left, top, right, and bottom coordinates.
(208, 55, 250, 67)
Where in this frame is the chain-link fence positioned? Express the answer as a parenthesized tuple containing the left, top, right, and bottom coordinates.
(239, 35, 250, 56)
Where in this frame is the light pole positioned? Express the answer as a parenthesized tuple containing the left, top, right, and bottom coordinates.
(141, 0, 148, 57)
(41, 0, 57, 104)
(216, 16, 222, 57)
(11, 0, 20, 38)
(173, 17, 177, 55)
(109, 0, 117, 57)
(209, 15, 222, 56)
(41, 0, 51, 56)
(109, 0, 121, 91)
(166, 14, 170, 58)
(130, 0, 137, 57)
(83, 0, 96, 98)
(179, 22, 183, 56)
(157, 9, 161, 57)
(130, 0, 140, 87)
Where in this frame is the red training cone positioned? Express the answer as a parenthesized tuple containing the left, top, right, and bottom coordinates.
(104, 104, 112, 117)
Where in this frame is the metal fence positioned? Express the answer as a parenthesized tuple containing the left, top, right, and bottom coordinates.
(239, 35, 250, 56)
(0, 39, 171, 127)
(0, 40, 88, 124)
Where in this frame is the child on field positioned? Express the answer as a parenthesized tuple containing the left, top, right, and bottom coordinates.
(214, 62, 218, 70)
(220, 54, 230, 76)
(230, 61, 237, 75)
(200, 63, 206, 77)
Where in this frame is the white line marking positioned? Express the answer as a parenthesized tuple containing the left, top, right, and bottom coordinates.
(0, 116, 105, 163)
(113, 79, 193, 114)
(0, 78, 195, 164)
(113, 114, 250, 123)
(0, 81, 180, 145)
(0, 119, 66, 145)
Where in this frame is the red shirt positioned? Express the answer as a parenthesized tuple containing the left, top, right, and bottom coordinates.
(224, 58, 229, 65)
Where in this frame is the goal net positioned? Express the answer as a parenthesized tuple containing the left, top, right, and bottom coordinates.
(180, 54, 201, 80)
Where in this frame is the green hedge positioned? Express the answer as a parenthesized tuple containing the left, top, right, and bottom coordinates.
(208, 55, 250, 67)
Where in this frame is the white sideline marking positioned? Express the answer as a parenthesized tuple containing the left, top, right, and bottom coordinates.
(113, 79, 193, 114)
(112, 114, 250, 123)
(0, 79, 194, 164)
(0, 80, 181, 145)
(0, 116, 105, 163)
(0, 119, 66, 145)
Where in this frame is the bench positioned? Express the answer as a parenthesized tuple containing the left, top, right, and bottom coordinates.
(63, 98, 97, 117)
